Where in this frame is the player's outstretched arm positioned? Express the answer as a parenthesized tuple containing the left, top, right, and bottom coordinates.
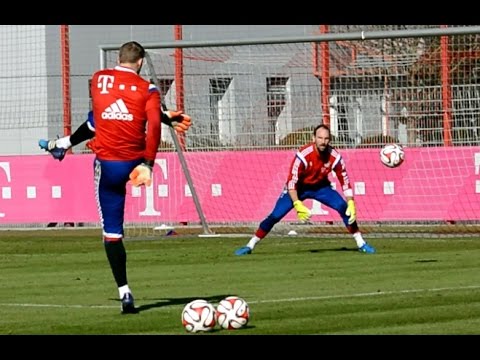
(161, 110, 192, 132)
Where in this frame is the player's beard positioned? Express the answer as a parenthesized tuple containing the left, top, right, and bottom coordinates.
(317, 144, 327, 152)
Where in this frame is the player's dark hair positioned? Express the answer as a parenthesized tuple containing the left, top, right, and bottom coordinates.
(118, 41, 145, 64)
(313, 124, 331, 137)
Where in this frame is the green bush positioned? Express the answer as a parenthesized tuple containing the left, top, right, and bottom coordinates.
(358, 134, 399, 148)
(279, 126, 315, 147)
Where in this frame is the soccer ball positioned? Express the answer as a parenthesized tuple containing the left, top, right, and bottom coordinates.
(216, 296, 250, 330)
(380, 143, 405, 168)
(181, 299, 217, 333)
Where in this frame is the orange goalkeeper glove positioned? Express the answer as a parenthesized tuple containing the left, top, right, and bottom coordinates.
(293, 200, 311, 222)
(129, 163, 153, 187)
(162, 110, 192, 133)
(345, 199, 356, 224)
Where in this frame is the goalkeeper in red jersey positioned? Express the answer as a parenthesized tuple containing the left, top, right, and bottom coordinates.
(235, 124, 375, 256)
(39, 41, 191, 314)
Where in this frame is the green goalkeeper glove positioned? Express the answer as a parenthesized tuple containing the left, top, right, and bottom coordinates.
(129, 163, 153, 187)
(293, 200, 311, 222)
(345, 199, 356, 224)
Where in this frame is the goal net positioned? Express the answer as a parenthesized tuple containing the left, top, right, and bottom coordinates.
(101, 26, 480, 238)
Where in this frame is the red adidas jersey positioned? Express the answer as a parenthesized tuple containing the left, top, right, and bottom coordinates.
(286, 143, 353, 198)
(89, 65, 161, 161)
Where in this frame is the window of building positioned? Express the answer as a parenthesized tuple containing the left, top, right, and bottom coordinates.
(267, 77, 288, 144)
(209, 78, 232, 133)
(151, 78, 174, 99)
(267, 77, 288, 117)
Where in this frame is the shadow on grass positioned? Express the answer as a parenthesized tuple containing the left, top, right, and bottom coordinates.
(114, 294, 232, 313)
(308, 246, 358, 253)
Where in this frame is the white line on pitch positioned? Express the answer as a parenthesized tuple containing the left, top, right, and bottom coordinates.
(248, 284, 480, 304)
(0, 303, 117, 309)
(0, 284, 478, 310)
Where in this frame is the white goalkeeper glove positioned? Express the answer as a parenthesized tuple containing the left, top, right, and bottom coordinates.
(129, 163, 153, 187)
(293, 200, 311, 223)
(345, 199, 356, 224)
(162, 110, 192, 132)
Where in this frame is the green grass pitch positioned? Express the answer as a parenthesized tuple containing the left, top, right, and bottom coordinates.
(0, 229, 479, 334)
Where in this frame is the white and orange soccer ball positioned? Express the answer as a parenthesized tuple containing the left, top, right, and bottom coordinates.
(380, 143, 405, 168)
(181, 299, 217, 333)
(216, 296, 250, 330)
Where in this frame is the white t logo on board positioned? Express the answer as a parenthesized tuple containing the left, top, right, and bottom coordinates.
(0, 162, 11, 218)
(139, 159, 169, 216)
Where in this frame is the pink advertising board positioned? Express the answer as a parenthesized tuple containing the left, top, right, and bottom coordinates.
(1, 147, 479, 224)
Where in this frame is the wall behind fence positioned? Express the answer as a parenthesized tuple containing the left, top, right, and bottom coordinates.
(0, 25, 319, 156)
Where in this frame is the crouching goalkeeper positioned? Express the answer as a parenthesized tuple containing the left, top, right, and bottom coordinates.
(235, 124, 375, 256)
(38, 41, 192, 314)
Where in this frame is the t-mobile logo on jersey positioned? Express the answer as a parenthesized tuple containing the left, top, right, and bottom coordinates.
(97, 75, 114, 94)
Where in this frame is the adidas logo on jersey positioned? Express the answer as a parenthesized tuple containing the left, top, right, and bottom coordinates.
(101, 99, 133, 121)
